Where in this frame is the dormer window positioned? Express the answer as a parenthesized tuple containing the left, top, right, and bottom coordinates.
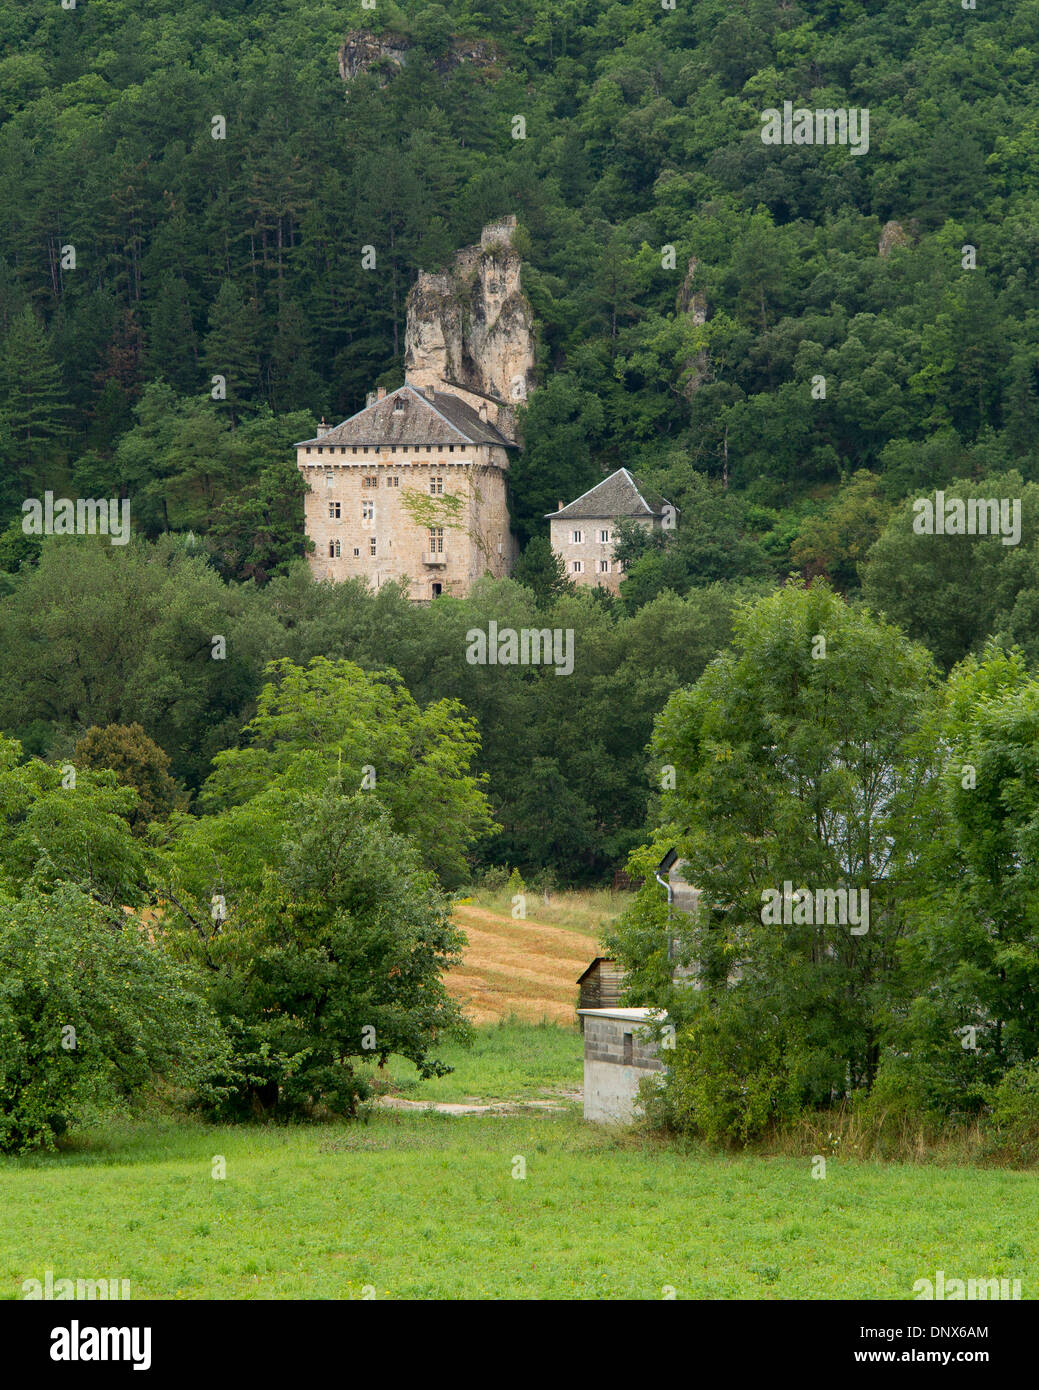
(393, 397, 405, 412)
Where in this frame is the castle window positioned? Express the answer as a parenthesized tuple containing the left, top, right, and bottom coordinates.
(600, 529, 610, 543)
(430, 476, 443, 496)
(363, 476, 378, 488)
(429, 527, 444, 554)
(369, 537, 377, 556)
(362, 501, 374, 522)
(394, 397, 405, 411)
(329, 501, 341, 520)
(363, 447, 369, 454)
(353, 547, 360, 557)
(317, 447, 323, 455)
(571, 530, 583, 544)
(353, 447, 358, 454)
(572, 560, 583, 573)
(598, 560, 609, 573)
(325, 470, 334, 488)
(306, 447, 311, 454)
(448, 445, 454, 453)
(329, 540, 341, 558)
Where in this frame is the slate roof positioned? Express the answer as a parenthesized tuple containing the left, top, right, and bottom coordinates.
(295, 383, 516, 449)
(545, 467, 672, 520)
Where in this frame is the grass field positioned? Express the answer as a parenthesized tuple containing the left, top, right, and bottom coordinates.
(443, 888, 627, 1025)
(382, 1019, 583, 1103)
(2, 1022, 1036, 1300)
(6, 893, 1033, 1302)
(3, 1110, 1035, 1300)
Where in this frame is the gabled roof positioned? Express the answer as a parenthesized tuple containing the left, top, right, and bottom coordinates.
(544, 467, 673, 520)
(295, 383, 516, 450)
(576, 956, 620, 984)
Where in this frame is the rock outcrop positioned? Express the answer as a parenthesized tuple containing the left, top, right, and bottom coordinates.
(403, 218, 536, 440)
(677, 256, 709, 398)
(878, 220, 909, 257)
(338, 30, 411, 84)
(338, 29, 503, 85)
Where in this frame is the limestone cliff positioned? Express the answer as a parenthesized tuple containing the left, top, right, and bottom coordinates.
(403, 218, 536, 441)
(338, 29, 503, 85)
(677, 256, 709, 398)
(878, 220, 909, 257)
(338, 30, 411, 84)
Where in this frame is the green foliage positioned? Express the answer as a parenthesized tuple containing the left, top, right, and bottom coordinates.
(890, 645, 1039, 1114)
(510, 535, 573, 607)
(0, 536, 281, 786)
(73, 722, 185, 833)
(861, 473, 1039, 670)
(198, 655, 497, 885)
(0, 884, 227, 1153)
(0, 735, 153, 907)
(665, 999, 800, 1145)
(162, 787, 469, 1120)
(988, 1061, 1039, 1156)
(0, 517, 40, 574)
(622, 582, 942, 1129)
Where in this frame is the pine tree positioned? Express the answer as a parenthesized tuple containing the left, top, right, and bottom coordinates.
(146, 276, 199, 394)
(0, 306, 69, 486)
(202, 281, 261, 427)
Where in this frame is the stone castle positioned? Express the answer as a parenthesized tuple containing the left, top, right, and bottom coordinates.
(296, 218, 534, 599)
(296, 219, 674, 598)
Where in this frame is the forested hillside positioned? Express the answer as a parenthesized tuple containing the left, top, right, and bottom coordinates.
(3, 0, 1039, 877)
(3, 0, 1039, 548)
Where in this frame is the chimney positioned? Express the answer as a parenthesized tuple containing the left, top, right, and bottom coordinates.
(557, 500, 563, 511)
(377, 386, 386, 401)
(425, 384, 435, 402)
(478, 401, 488, 423)
(316, 417, 330, 439)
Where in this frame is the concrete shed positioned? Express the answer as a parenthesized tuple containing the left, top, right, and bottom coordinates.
(577, 1007, 666, 1124)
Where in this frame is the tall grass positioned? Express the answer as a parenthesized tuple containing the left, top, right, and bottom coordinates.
(459, 885, 633, 938)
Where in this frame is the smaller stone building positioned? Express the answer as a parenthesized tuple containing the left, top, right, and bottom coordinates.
(545, 468, 674, 594)
(577, 1007, 666, 1124)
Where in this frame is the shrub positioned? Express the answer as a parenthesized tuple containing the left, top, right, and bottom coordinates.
(987, 1061, 1039, 1155)
(0, 884, 227, 1152)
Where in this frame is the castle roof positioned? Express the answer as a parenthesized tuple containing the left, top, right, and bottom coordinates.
(545, 468, 672, 520)
(295, 384, 516, 450)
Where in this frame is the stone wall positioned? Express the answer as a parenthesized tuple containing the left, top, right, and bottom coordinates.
(297, 442, 512, 599)
(579, 1010, 665, 1124)
(549, 514, 658, 594)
